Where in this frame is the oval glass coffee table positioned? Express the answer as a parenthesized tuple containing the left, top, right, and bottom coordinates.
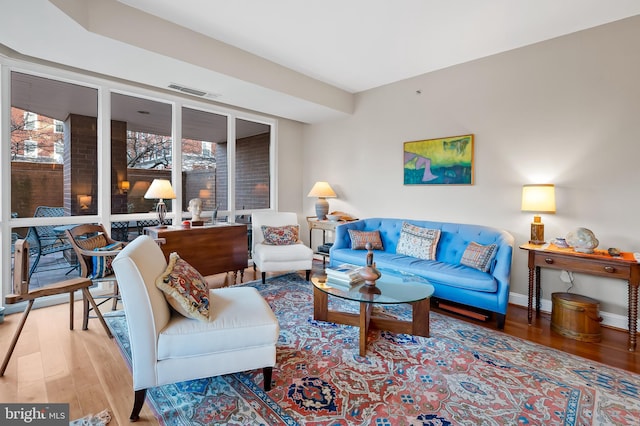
(311, 268, 435, 356)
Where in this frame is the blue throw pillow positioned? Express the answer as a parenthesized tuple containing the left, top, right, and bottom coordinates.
(91, 242, 124, 279)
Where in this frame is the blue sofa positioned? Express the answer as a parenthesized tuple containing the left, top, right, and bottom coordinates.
(329, 218, 514, 328)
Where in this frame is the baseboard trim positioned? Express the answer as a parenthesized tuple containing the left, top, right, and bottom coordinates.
(509, 292, 629, 331)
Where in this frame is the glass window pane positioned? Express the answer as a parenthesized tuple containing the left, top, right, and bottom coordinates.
(111, 93, 173, 217)
(182, 107, 228, 221)
(235, 118, 271, 211)
(11, 72, 98, 218)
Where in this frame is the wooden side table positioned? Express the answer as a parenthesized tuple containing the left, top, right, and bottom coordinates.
(520, 243, 640, 351)
(307, 217, 341, 265)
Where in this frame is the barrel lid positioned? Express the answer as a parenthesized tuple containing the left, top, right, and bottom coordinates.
(552, 292, 599, 305)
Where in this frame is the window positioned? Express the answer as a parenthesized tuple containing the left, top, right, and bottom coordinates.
(53, 140, 64, 163)
(11, 71, 98, 218)
(24, 111, 37, 130)
(111, 93, 173, 215)
(202, 141, 212, 157)
(235, 118, 271, 211)
(182, 107, 226, 218)
(24, 140, 37, 158)
(54, 119, 64, 133)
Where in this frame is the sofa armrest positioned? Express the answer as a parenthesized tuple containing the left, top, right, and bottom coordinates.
(490, 233, 515, 314)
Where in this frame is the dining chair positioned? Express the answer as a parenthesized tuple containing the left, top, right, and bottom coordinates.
(65, 224, 126, 330)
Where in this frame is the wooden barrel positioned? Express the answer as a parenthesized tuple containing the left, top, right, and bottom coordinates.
(551, 292, 602, 342)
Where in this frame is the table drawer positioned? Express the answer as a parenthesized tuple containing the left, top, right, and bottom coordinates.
(534, 252, 630, 279)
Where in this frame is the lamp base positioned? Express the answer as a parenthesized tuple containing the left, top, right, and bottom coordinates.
(529, 221, 545, 245)
(315, 198, 329, 220)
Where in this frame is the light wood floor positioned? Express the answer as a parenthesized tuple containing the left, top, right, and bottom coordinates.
(1, 265, 638, 425)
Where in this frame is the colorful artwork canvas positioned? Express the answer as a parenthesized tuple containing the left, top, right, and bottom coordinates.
(404, 134, 474, 185)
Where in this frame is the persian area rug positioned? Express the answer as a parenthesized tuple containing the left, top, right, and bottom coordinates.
(105, 273, 640, 425)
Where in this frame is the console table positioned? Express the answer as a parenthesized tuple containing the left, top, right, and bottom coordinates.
(520, 243, 639, 351)
(145, 224, 248, 282)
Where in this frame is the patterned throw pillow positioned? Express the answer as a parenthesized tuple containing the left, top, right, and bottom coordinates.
(348, 229, 383, 250)
(91, 241, 125, 279)
(460, 242, 498, 272)
(261, 225, 300, 245)
(156, 252, 210, 321)
(396, 222, 441, 260)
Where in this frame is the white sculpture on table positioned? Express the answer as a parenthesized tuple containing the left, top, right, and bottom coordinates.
(188, 198, 202, 222)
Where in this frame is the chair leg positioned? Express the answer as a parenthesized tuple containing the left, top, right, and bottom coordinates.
(111, 281, 119, 311)
(305, 270, 311, 281)
(81, 288, 113, 339)
(1, 300, 35, 376)
(82, 292, 90, 330)
(261, 272, 266, 284)
(130, 389, 147, 422)
(263, 366, 273, 391)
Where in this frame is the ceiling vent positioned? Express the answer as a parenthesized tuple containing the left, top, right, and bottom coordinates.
(168, 83, 220, 99)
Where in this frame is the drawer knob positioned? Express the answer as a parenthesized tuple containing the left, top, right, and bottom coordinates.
(604, 266, 615, 273)
(544, 258, 554, 264)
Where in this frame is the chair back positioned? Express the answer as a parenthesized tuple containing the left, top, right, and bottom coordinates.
(251, 212, 300, 250)
(112, 235, 171, 389)
(65, 224, 118, 279)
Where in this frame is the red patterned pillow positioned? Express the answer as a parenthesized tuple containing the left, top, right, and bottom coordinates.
(261, 225, 300, 245)
(348, 230, 383, 250)
(156, 252, 210, 321)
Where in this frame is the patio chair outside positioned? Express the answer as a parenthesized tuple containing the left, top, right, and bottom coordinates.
(25, 206, 73, 278)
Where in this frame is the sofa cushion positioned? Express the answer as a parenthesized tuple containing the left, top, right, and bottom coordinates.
(156, 252, 210, 321)
(396, 222, 440, 260)
(261, 224, 299, 245)
(330, 248, 498, 293)
(157, 287, 279, 360)
(461, 242, 498, 272)
(348, 229, 383, 250)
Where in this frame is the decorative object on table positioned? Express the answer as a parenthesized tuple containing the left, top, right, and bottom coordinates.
(521, 184, 556, 244)
(552, 237, 570, 248)
(307, 181, 337, 220)
(144, 179, 176, 228)
(566, 227, 599, 253)
(188, 197, 203, 222)
(403, 134, 474, 185)
(608, 247, 621, 257)
(326, 214, 341, 221)
(359, 243, 382, 294)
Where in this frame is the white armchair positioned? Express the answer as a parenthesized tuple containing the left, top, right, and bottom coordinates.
(112, 235, 280, 422)
(252, 212, 314, 283)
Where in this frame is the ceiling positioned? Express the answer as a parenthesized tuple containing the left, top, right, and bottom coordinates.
(2, 0, 640, 123)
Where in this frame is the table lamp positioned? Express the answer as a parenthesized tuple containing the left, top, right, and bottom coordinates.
(307, 181, 336, 220)
(521, 184, 556, 244)
(144, 179, 176, 228)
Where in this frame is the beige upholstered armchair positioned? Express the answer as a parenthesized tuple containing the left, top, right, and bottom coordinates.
(112, 235, 280, 421)
(251, 211, 314, 283)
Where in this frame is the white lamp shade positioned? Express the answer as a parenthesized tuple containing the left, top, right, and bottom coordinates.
(307, 181, 336, 198)
(144, 179, 176, 200)
(521, 184, 556, 213)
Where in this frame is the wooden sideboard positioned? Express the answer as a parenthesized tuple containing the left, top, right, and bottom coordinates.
(145, 224, 248, 282)
(520, 243, 640, 351)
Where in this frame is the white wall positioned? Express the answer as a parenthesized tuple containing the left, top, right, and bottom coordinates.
(302, 16, 640, 324)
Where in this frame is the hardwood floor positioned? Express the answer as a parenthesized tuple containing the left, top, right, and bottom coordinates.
(1, 264, 638, 425)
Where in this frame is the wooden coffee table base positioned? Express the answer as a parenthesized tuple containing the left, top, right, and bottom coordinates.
(313, 286, 430, 356)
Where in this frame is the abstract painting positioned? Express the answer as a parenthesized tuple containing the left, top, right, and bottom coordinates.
(404, 134, 474, 185)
